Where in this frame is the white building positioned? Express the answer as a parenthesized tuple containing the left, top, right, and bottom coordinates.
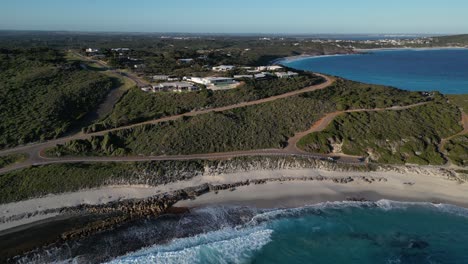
(152, 75, 180, 81)
(275, 71, 299, 78)
(212, 65, 236, 72)
(178, 58, 194, 63)
(141, 86, 153, 92)
(152, 82, 199, 92)
(85, 48, 99, 53)
(267, 65, 284, 71)
(111, 48, 130, 52)
(254, 65, 284, 71)
(152, 75, 169, 81)
(187, 77, 236, 86)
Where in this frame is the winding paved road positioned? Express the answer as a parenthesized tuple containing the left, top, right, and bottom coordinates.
(0, 73, 435, 174)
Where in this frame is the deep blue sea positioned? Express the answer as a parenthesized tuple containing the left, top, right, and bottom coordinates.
(103, 201, 468, 264)
(282, 48, 468, 94)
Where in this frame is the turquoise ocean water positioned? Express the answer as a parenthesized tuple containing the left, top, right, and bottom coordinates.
(282, 48, 468, 94)
(106, 201, 468, 264)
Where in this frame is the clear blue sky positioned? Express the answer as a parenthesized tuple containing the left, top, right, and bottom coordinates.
(1, 0, 467, 34)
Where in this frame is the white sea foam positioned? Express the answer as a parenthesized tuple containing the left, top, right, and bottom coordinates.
(105, 227, 273, 264)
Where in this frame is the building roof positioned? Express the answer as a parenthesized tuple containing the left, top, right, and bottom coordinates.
(155, 81, 195, 88)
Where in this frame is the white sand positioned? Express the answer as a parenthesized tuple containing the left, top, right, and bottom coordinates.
(1, 168, 467, 231)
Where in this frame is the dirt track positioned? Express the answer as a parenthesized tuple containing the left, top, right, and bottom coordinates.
(0, 74, 434, 174)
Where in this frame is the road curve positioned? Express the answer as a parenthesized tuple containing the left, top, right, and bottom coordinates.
(0, 98, 430, 174)
(285, 101, 430, 154)
(0, 74, 335, 173)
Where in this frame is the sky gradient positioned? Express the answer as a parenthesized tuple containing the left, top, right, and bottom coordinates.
(1, 0, 468, 34)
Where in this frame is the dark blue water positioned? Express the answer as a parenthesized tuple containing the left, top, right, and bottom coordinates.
(106, 201, 468, 264)
(282, 49, 468, 94)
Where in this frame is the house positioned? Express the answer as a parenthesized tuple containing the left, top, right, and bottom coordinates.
(178, 58, 194, 63)
(234, 75, 254, 79)
(212, 65, 236, 72)
(153, 75, 180, 81)
(152, 75, 180, 82)
(111, 48, 130, 52)
(141, 86, 153, 92)
(134, 64, 146, 69)
(152, 75, 170, 81)
(254, 73, 267, 79)
(187, 77, 237, 86)
(275, 71, 299, 78)
(153, 82, 199, 92)
(85, 48, 99, 53)
(254, 65, 284, 71)
(266, 65, 283, 71)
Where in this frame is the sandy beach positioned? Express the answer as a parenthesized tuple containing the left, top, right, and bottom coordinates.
(1, 167, 467, 232)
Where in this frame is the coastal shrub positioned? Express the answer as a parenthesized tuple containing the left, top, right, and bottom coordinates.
(445, 135, 468, 166)
(0, 156, 373, 204)
(447, 94, 468, 113)
(0, 154, 27, 169)
(0, 48, 116, 149)
(50, 80, 433, 157)
(300, 79, 432, 110)
(298, 101, 462, 165)
(51, 96, 332, 156)
(0, 161, 205, 204)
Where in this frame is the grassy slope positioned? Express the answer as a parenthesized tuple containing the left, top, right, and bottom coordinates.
(0, 48, 116, 149)
(0, 161, 204, 204)
(447, 94, 468, 113)
(433, 34, 468, 45)
(49, 80, 429, 157)
(445, 135, 468, 166)
(298, 101, 462, 165)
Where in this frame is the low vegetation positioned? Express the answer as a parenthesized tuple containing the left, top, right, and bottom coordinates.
(0, 48, 116, 149)
(447, 94, 468, 113)
(86, 73, 324, 132)
(0, 161, 205, 204)
(299, 79, 429, 110)
(298, 101, 462, 165)
(50, 80, 429, 157)
(0, 156, 372, 204)
(0, 154, 27, 169)
(445, 135, 468, 166)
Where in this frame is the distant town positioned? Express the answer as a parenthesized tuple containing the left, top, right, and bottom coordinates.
(84, 47, 300, 93)
(79, 34, 465, 93)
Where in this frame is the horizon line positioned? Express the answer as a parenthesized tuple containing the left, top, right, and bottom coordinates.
(0, 29, 461, 37)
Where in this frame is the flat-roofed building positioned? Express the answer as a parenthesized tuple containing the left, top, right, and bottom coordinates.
(212, 65, 236, 72)
(153, 82, 199, 92)
(275, 71, 299, 78)
(186, 76, 239, 90)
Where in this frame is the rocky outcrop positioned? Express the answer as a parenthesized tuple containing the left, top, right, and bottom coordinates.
(57, 174, 386, 241)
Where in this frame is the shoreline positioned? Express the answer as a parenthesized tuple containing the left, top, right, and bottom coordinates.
(1, 165, 468, 261)
(1, 166, 467, 232)
(276, 46, 468, 64)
